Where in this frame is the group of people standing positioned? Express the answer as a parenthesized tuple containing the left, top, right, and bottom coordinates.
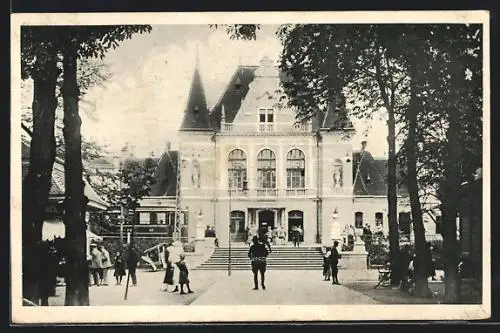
(88, 242, 140, 287)
(245, 225, 302, 247)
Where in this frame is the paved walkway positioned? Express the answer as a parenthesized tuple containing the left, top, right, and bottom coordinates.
(49, 269, 228, 306)
(191, 270, 378, 305)
(48, 268, 379, 306)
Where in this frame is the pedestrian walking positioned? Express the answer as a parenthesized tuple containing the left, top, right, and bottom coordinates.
(262, 227, 272, 253)
(162, 248, 175, 291)
(248, 236, 270, 290)
(113, 250, 126, 285)
(329, 241, 342, 285)
(176, 254, 194, 294)
(89, 243, 103, 286)
(296, 226, 303, 246)
(126, 242, 140, 286)
(99, 243, 112, 286)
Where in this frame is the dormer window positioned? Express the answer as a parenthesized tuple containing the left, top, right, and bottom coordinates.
(258, 108, 274, 132)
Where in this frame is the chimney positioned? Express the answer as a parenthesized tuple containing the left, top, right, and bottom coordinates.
(165, 141, 171, 152)
(361, 141, 367, 151)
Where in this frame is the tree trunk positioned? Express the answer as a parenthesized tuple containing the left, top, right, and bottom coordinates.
(62, 44, 90, 306)
(441, 116, 461, 304)
(387, 106, 401, 286)
(374, 50, 400, 286)
(407, 62, 429, 297)
(22, 47, 59, 304)
(439, 59, 463, 304)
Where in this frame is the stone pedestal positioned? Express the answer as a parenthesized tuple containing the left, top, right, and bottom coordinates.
(339, 252, 369, 270)
(352, 239, 368, 254)
(338, 239, 368, 270)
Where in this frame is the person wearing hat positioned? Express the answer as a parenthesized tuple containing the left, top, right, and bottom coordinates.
(248, 235, 270, 290)
(89, 243, 103, 286)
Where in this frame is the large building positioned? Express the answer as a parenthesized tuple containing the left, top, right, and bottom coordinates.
(136, 55, 440, 246)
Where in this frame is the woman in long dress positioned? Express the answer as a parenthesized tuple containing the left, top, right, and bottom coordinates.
(113, 251, 126, 285)
(162, 249, 175, 291)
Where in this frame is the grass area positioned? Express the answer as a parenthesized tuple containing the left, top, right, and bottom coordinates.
(344, 281, 481, 305)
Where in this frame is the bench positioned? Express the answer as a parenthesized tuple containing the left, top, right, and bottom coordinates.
(374, 266, 392, 289)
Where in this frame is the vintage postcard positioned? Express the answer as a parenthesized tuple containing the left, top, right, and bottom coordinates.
(11, 11, 490, 323)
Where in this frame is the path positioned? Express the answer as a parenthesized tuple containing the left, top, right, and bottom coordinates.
(190, 270, 378, 305)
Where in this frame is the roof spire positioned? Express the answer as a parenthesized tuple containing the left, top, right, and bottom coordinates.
(221, 104, 226, 123)
(179, 52, 211, 131)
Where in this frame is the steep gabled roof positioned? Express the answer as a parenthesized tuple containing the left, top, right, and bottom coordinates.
(210, 65, 353, 132)
(179, 67, 211, 131)
(210, 66, 257, 130)
(320, 103, 354, 130)
(149, 150, 179, 196)
(352, 150, 408, 197)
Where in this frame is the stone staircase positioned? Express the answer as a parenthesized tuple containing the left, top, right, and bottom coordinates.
(195, 245, 324, 270)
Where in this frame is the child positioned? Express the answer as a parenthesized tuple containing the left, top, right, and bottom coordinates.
(113, 251, 126, 285)
(175, 254, 193, 295)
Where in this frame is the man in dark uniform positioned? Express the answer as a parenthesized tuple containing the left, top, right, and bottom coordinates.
(329, 241, 342, 285)
(248, 236, 270, 290)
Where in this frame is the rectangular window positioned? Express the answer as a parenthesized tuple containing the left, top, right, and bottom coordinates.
(267, 109, 274, 122)
(258, 108, 275, 131)
(157, 212, 166, 224)
(229, 170, 244, 188)
(355, 212, 363, 228)
(287, 169, 305, 188)
(259, 170, 276, 188)
(139, 212, 150, 225)
(259, 108, 267, 123)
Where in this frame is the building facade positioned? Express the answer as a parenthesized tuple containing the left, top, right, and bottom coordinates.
(134, 55, 440, 246)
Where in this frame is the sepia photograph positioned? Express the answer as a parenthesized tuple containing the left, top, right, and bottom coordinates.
(11, 11, 490, 323)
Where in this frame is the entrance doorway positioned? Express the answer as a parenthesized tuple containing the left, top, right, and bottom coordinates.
(288, 210, 304, 242)
(258, 210, 275, 239)
(230, 211, 246, 242)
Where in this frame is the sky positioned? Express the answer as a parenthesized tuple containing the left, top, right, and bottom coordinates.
(29, 24, 389, 158)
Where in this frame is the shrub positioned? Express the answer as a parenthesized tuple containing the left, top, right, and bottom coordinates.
(183, 242, 196, 253)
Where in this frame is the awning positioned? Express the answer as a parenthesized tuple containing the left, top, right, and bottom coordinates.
(41, 220, 103, 242)
(42, 220, 65, 241)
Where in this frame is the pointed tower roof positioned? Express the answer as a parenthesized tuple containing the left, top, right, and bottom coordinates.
(180, 53, 211, 131)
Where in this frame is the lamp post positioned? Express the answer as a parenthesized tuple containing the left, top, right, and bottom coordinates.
(228, 185, 232, 276)
(118, 161, 125, 246)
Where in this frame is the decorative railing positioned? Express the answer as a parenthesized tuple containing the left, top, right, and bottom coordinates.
(256, 188, 278, 197)
(258, 123, 275, 132)
(228, 189, 247, 197)
(285, 188, 307, 196)
(222, 123, 233, 132)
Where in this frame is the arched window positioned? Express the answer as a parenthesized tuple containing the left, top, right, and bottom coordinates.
(286, 149, 305, 188)
(257, 149, 276, 189)
(228, 149, 247, 189)
(354, 212, 363, 228)
(333, 159, 343, 188)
